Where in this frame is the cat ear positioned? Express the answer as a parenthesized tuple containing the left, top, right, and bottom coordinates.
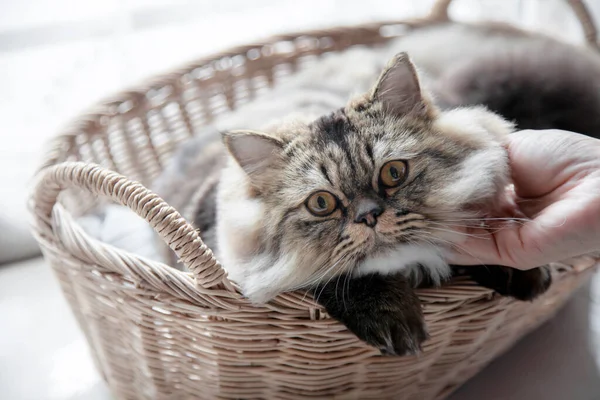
(371, 52, 431, 118)
(222, 130, 284, 177)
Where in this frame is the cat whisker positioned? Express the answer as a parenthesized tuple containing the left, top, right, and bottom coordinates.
(438, 216, 570, 229)
(438, 217, 531, 223)
(427, 221, 515, 233)
(427, 221, 482, 229)
(424, 212, 532, 226)
(295, 253, 344, 291)
(313, 259, 352, 304)
(331, 252, 361, 307)
(343, 266, 354, 313)
(412, 232, 488, 268)
(286, 243, 352, 296)
(331, 239, 355, 260)
(395, 220, 427, 228)
(326, 243, 367, 307)
(422, 209, 485, 219)
(331, 239, 367, 264)
(303, 256, 349, 303)
(427, 226, 492, 239)
(334, 270, 345, 305)
(300, 257, 346, 290)
(390, 226, 421, 235)
(306, 238, 369, 302)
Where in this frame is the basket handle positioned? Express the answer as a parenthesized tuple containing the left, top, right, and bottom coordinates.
(429, 0, 600, 50)
(30, 162, 228, 289)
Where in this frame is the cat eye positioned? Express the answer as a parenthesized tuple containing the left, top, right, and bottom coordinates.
(306, 191, 338, 217)
(379, 160, 408, 188)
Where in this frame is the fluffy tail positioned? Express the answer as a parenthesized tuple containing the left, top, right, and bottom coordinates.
(438, 43, 600, 139)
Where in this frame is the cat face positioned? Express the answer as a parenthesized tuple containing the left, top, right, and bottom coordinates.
(217, 53, 513, 303)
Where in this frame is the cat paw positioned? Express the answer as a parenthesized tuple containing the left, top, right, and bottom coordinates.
(508, 266, 552, 301)
(313, 272, 428, 356)
(465, 264, 552, 302)
(353, 306, 429, 356)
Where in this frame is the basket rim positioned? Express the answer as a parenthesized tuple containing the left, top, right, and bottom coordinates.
(36, 18, 441, 173)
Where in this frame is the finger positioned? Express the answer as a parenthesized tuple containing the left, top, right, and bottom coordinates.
(507, 130, 579, 199)
(444, 227, 504, 266)
(445, 250, 492, 266)
(513, 195, 554, 218)
(445, 224, 544, 270)
(492, 222, 548, 269)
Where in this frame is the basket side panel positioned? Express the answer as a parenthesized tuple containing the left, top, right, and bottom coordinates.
(44, 242, 595, 400)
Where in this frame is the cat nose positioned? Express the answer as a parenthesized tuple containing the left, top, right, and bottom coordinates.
(354, 199, 384, 228)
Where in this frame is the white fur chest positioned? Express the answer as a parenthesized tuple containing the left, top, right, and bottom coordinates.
(355, 244, 451, 285)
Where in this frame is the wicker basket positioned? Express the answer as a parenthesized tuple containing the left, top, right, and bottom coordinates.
(29, 1, 600, 399)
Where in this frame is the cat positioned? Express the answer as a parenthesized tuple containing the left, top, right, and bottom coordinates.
(216, 51, 515, 303)
(155, 21, 600, 356)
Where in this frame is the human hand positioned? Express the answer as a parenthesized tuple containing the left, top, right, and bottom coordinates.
(446, 129, 600, 270)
